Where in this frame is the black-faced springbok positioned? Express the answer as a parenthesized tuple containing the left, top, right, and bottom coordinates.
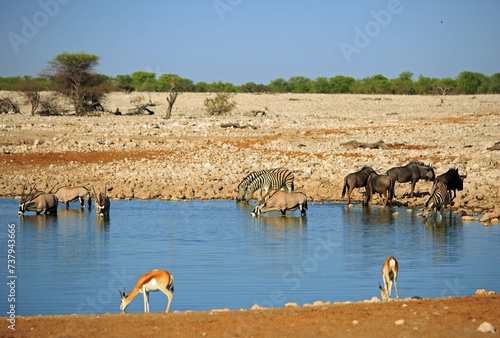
(379, 256, 399, 301)
(120, 270, 174, 313)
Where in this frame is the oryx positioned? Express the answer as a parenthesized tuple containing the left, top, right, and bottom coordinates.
(18, 182, 58, 215)
(55, 186, 91, 208)
(93, 185, 110, 217)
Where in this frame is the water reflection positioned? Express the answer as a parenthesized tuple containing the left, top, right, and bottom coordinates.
(1, 198, 499, 316)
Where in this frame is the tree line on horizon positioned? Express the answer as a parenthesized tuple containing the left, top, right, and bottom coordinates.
(1, 70, 499, 95)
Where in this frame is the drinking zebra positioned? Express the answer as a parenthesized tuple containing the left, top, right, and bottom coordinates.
(239, 168, 294, 203)
(423, 182, 450, 220)
(236, 169, 274, 202)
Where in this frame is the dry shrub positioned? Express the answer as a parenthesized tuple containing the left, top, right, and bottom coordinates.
(204, 92, 236, 116)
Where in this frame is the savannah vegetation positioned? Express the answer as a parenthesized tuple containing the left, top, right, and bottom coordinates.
(0, 52, 499, 116)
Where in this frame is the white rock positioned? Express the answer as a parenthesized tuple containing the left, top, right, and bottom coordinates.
(477, 322, 496, 333)
(395, 319, 406, 326)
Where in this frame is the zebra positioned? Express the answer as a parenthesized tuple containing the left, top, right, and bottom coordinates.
(242, 168, 294, 203)
(423, 182, 450, 220)
(236, 169, 274, 202)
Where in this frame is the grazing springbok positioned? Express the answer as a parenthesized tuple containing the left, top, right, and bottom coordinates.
(423, 182, 450, 221)
(93, 186, 110, 217)
(120, 270, 174, 313)
(379, 257, 399, 301)
(55, 186, 91, 208)
(252, 190, 307, 217)
(386, 162, 435, 197)
(341, 166, 376, 204)
(432, 168, 466, 202)
(362, 173, 394, 207)
(18, 183, 58, 215)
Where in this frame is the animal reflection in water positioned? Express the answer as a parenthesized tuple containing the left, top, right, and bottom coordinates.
(252, 190, 307, 217)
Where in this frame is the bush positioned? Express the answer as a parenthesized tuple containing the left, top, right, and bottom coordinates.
(204, 92, 236, 116)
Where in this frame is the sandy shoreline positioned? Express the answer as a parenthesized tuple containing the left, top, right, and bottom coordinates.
(2, 295, 499, 337)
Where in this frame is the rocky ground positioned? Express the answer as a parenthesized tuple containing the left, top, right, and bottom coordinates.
(1, 91, 499, 220)
(1, 92, 499, 336)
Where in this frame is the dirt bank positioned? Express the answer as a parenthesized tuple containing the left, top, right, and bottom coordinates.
(2, 295, 499, 337)
(1, 92, 499, 218)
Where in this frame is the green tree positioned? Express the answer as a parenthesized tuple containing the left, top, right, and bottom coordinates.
(288, 76, 312, 93)
(310, 77, 330, 93)
(116, 74, 135, 92)
(41, 52, 110, 115)
(457, 71, 485, 94)
(195, 81, 210, 92)
(269, 78, 290, 93)
(157, 74, 195, 92)
(131, 71, 157, 91)
(390, 71, 414, 94)
(329, 75, 355, 93)
(489, 73, 500, 93)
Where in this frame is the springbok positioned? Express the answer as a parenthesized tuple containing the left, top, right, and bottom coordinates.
(18, 182, 58, 215)
(55, 186, 91, 208)
(379, 257, 399, 301)
(120, 270, 174, 313)
(93, 186, 110, 217)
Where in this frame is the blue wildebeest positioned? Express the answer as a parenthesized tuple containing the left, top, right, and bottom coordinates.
(18, 183, 58, 215)
(386, 162, 435, 198)
(341, 166, 376, 204)
(362, 173, 394, 207)
(251, 190, 307, 217)
(55, 186, 91, 208)
(93, 186, 110, 217)
(240, 168, 294, 203)
(423, 182, 449, 221)
(432, 168, 466, 202)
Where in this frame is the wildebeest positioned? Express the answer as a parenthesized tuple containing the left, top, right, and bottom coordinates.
(423, 182, 449, 221)
(341, 166, 376, 204)
(93, 186, 110, 217)
(432, 168, 466, 202)
(251, 190, 307, 217)
(362, 173, 394, 207)
(18, 183, 58, 215)
(386, 162, 435, 198)
(55, 186, 91, 208)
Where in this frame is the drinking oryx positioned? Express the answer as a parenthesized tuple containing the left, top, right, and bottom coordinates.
(93, 186, 110, 217)
(54, 186, 91, 209)
(252, 190, 307, 217)
(18, 183, 58, 215)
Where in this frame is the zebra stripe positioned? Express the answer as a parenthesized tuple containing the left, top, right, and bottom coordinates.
(423, 182, 449, 220)
(243, 168, 294, 202)
(236, 169, 278, 202)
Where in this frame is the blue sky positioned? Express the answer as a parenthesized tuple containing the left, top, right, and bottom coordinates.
(1, 0, 499, 85)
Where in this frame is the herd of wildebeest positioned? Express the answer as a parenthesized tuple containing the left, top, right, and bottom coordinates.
(17, 160, 466, 221)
